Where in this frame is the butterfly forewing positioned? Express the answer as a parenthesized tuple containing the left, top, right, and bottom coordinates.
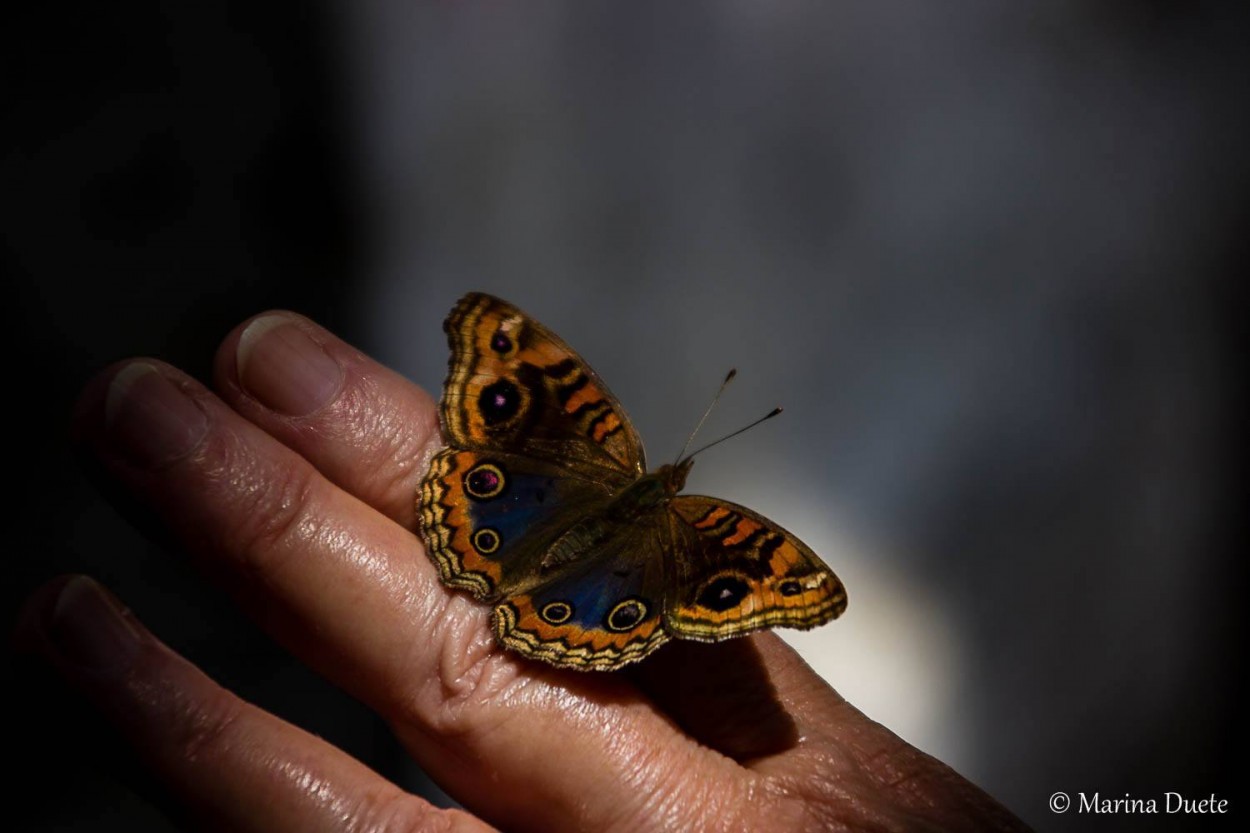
(441, 293, 646, 482)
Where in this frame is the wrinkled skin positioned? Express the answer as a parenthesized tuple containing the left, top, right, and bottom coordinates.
(15, 312, 1030, 832)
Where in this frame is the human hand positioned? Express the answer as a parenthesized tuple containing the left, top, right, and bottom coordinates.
(15, 312, 1030, 831)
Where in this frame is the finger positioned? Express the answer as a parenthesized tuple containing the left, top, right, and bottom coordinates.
(74, 359, 441, 707)
(211, 311, 439, 529)
(14, 576, 490, 833)
(72, 360, 747, 831)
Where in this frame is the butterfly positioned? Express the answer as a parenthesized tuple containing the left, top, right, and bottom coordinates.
(417, 293, 847, 670)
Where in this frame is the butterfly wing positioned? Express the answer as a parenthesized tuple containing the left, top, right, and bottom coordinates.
(420, 292, 648, 610)
(440, 292, 646, 482)
(490, 515, 672, 670)
(418, 448, 614, 601)
(663, 495, 847, 641)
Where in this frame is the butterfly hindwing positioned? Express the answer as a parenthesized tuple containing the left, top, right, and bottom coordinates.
(441, 293, 645, 481)
(663, 496, 848, 641)
(491, 518, 671, 670)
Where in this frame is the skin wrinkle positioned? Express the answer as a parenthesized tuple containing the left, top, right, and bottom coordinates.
(426, 657, 574, 741)
(313, 518, 423, 627)
(560, 680, 782, 831)
(181, 417, 322, 585)
(724, 776, 796, 831)
(782, 764, 880, 833)
(765, 735, 985, 833)
(420, 654, 526, 742)
(305, 529, 446, 707)
(101, 640, 244, 770)
(622, 744, 725, 832)
(829, 710, 963, 817)
(559, 717, 666, 831)
(421, 599, 513, 714)
(343, 792, 459, 833)
(248, 714, 457, 833)
(192, 389, 405, 582)
(323, 371, 436, 522)
(167, 681, 248, 766)
(271, 757, 356, 827)
(281, 755, 493, 833)
(745, 777, 831, 833)
(272, 756, 445, 833)
(384, 573, 465, 705)
(408, 664, 709, 833)
(589, 701, 731, 831)
(737, 725, 869, 829)
(666, 755, 763, 832)
(450, 649, 535, 714)
(862, 736, 924, 792)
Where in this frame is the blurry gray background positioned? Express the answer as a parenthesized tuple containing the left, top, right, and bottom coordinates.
(6, 2, 1243, 831)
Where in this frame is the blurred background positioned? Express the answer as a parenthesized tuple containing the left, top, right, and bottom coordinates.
(5, 2, 1244, 830)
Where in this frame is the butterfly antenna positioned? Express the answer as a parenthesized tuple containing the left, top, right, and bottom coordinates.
(675, 369, 737, 463)
(685, 407, 784, 460)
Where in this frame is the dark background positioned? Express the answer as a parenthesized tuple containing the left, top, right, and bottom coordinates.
(5, 2, 1244, 831)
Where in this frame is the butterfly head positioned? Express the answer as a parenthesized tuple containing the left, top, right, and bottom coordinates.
(656, 457, 695, 496)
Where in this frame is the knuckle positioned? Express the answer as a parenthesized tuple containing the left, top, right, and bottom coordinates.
(212, 447, 321, 574)
(614, 746, 729, 831)
(421, 655, 519, 739)
(387, 599, 528, 741)
(162, 683, 247, 766)
(765, 746, 895, 832)
(343, 382, 439, 516)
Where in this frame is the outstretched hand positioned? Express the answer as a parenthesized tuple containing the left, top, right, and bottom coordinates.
(16, 312, 1028, 831)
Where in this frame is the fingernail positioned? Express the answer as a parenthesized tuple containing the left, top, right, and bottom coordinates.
(48, 576, 142, 672)
(236, 315, 344, 416)
(105, 363, 209, 468)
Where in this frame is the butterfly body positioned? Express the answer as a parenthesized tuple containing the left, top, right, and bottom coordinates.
(418, 293, 846, 671)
